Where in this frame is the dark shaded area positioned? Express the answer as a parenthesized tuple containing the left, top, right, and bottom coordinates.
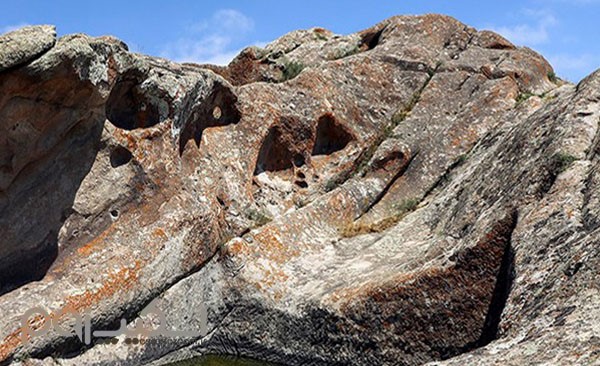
(205, 299, 353, 366)
(0, 233, 58, 297)
(106, 75, 162, 130)
(293, 154, 305, 167)
(254, 126, 296, 174)
(448, 210, 518, 357)
(476, 243, 515, 346)
(254, 116, 312, 175)
(487, 42, 515, 50)
(110, 145, 133, 168)
(564, 262, 583, 277)
(540, 152, 578, 195)
(179, 81, 241, 154)
(311, 114, 354, 156)
(0, 116, 104, 297)
(360, 27, 385, 51)
(334, 211, 518, 363)
(295, 180, 308, 189)
(253, 114, 351, 177)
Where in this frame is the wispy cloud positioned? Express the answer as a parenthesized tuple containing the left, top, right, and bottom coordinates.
(547, 53, 600, 81)
(486, 7, 600, 81)
(160, 9, 264, 65)
(490, 10, 557, 46)
(1, 23, 30, 34)
(187, 9, 254, 34)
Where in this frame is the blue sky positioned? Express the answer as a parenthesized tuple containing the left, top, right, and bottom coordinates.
(1, 0, 599, 82)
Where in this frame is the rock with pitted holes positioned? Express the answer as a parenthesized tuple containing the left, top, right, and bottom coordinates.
(0, 14, 598, 366)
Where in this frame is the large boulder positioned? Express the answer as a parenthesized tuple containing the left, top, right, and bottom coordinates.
(0, 14, 597, 366)
(0, 25, 56, 72)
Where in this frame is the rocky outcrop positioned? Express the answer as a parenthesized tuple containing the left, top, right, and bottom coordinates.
(0, 26, 56, 72)
(0, 14, 598, 366)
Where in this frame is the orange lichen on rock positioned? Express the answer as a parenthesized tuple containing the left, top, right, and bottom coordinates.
(0, 262, 141, 362)
(0, 313, 48, 362)
(252, 225, 302, 263)
(152, 228, 168, 240)
(0, 328, 23, 362)
(222, 238, 249, 257)
(63, 260, 142, 313)
(77, 223, 115, 256)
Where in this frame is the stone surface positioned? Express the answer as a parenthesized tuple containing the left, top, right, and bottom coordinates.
(0, 25, 56, 72)
(0, 15, 598, 366)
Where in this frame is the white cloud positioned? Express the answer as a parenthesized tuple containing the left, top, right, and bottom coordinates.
(186, 9, 254, 34)
(160, 9, 264, 65)
(490, 10, 557, 46)
(546, 53, 600, 81)
(548, 54, 595, 71)
(1, 23, 30, 35)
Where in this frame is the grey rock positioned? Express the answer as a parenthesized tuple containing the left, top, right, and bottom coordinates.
(0, 25, 56, 72)
(0, 14, 598, 366)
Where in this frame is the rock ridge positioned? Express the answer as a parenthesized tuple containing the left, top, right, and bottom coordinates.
(0, 14, 598, 366)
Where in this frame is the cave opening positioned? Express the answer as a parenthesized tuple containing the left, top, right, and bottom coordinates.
(361, 28, 385, 51)
(254, 126, 296, 174)
(178, 82, 241, 154)
(312, 114, 354, 156)
(109, 145, 133, 168)
(105, 77, 162, 130)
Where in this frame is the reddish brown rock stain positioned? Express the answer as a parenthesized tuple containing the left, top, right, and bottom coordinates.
(0, 261, 141, 362)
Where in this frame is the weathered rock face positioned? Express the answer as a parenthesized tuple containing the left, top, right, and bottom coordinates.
(0, 14, 598, 366)
(0, 26, 56, 72)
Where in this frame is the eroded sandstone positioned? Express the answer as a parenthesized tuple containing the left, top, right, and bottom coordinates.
(0, 14, 598, 366)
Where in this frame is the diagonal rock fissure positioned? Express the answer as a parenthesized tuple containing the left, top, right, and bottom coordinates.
(326, 65, 437, 193)
(421, 148, 474, 200)
(476, 239, 516, 347)
(451, 210, 518, 357)
(360, 150, 419, 217)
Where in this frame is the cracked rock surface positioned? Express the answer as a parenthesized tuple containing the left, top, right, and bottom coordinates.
(0, 14, 598, 366)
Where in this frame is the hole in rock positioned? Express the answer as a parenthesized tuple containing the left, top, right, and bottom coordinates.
(295, 180, 308, 189)
(312, 114, 354, 156)
(253, 116, 312, 175)
(216, 194, 227, 207)
(371, 150, 405, 172)
(110, 209, 119, 219)
(488, 43, 514, 50)
(360, 28, 384, 50)
(178, 81, 241, 154)
(109, 146, 133, 168)
(296, 171, 306, 179)
(254, 126, 296, 174)
(293, 154, 306, 167)
(106, 77, 162, 130)
(564, 262, 583, 277)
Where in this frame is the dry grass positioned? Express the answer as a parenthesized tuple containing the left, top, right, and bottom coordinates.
(340, 198, 419, 237)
